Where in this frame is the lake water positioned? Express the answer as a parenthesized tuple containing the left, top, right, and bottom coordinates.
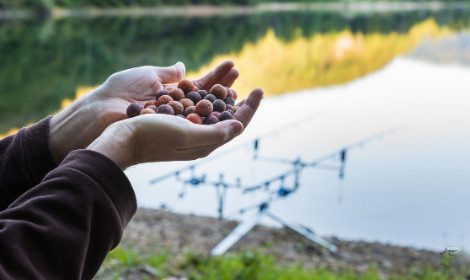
(2, 7, 470, 251)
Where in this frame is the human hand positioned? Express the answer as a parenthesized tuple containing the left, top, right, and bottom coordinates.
(87, 88, 263, 169)
(49, 61, 239, 162)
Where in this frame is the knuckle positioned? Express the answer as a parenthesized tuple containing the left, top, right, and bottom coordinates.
(107, 72, 120, 83)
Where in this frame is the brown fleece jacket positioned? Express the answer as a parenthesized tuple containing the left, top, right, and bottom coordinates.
(0, 118, 136, 279)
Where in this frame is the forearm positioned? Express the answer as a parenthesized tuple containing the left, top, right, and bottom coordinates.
(49, 87, 110, 163)
(0, 149, 136, 279)
(0, 117, 57, 210)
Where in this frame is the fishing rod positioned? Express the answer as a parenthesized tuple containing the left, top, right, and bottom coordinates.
(211, 125, 404, 255)
(241, 125, 403, 194)
(175, 125, 403, 220)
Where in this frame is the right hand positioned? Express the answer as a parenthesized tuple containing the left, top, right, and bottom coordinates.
(50, 61, 238, 163)
(87, 89, 263, 169)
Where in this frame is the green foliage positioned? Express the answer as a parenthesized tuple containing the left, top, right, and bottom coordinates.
(1, 9, 469, 133)
(2, 0, 470, 9)
(388, 265, 468, 280)
(99, 247, 468, 280)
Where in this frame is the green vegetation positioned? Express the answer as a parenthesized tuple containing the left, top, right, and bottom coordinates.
(1, 9, 470, 134)
(96, 247, 467, 279)
(2, 0, 470, 10)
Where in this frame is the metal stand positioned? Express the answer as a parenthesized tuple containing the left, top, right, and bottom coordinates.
(148, 125, 402, 256)
(211, 202, 337, 255)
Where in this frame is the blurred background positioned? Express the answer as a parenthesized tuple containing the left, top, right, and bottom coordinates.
(2, 0, 470, 279)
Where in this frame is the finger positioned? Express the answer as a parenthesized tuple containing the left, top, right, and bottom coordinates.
(236, 99, 246, 107)
(177, 143, 220, 161)
(182, 119, 244, 148)
(234, 88, 263, 128)
(193, 60, 234, 90)
(153, 62, 186, 84)
(131, 80, 164, 101)
(177, 126, 242, 160)
(218, 69, 239, 88)
(163, 84, 177, 90)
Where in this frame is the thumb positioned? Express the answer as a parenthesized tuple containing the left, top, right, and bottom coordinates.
(186, 119, 244, 147)
(154, 61, 186, 84)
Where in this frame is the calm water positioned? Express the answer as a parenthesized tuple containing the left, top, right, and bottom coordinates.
(2, 8, 470, 132)
(2, 8, 470, 251)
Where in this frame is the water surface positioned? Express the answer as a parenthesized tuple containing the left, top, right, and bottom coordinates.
(2, 8, 470, 251)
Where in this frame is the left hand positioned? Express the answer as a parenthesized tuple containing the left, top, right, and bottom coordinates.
(87, 88, 263, 169)
(49, 61, 239, 162)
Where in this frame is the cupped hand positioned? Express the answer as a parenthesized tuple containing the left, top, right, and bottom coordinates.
(49, 61, 239, 162)
(87, 88, 263, 169)
(94, 60, 239, 123)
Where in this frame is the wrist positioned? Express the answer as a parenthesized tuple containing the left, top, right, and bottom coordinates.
(87, 121, 136, 170)
(49, 88, 105, 163)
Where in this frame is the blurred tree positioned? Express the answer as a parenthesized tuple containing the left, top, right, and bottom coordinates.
(1, 0, 464, 9)
(0, 9, 469, 132)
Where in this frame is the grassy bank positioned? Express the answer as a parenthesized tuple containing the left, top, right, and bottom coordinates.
(92, 209, 470, 279)
(96, 247, 467, 279)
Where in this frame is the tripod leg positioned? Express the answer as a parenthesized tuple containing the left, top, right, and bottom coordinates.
(211, 209, 266, 256)
(265, 211, 337, 252)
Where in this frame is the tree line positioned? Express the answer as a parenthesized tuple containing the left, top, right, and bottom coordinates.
(2, 0, 467, 10)
(1, 9, 469, 132)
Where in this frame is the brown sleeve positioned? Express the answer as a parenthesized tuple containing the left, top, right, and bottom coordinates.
(0, 117, 57, 210)
(0, 149, 137, 280)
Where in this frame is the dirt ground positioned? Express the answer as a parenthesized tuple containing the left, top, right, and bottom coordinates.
(115, 208, 469, 276)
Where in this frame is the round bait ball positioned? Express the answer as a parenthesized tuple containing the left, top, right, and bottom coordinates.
(156, 89, 170, 100)
(203, 114, 219, 125)
(140, 108, 156, 115)
(144, 100, 157, 108)
(226, 104, 233, 110)
(211, 111, 221, 119)
(198, 90, 208, 99)
(186, 113, 203, 125)
(213, 99, 226, 112)
(126, 103, 143, 118)
(147, 105, 158, 112)
(210, 84, 228, 100)
(195, 99, 213, 117)
(226, 88, 234, 99)
(224, 97, 235, 106)
(232, 105, 239, 113)
(184, 105, 196, 116)
(186, 91, 202, 104)
(225, 109, 234, 115)
(204, 94, 217, 103)
(157, 104, 175, 115)
(219, 111, 234, 121)
(156, 95, 173, 106)
(169, 88, 185, 101)
(231, 89, 238, 100)
(168, 101, 184, 115)
(180, 98, 194, 109)
(178, 79, 194, 93)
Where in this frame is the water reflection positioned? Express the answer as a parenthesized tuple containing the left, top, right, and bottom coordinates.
(0, 9, 469, 135)
(189, 19, 448, 97)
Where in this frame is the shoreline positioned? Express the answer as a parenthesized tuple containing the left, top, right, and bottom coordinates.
(1, 1, 469, 20)
(110, 207, 469, 277)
